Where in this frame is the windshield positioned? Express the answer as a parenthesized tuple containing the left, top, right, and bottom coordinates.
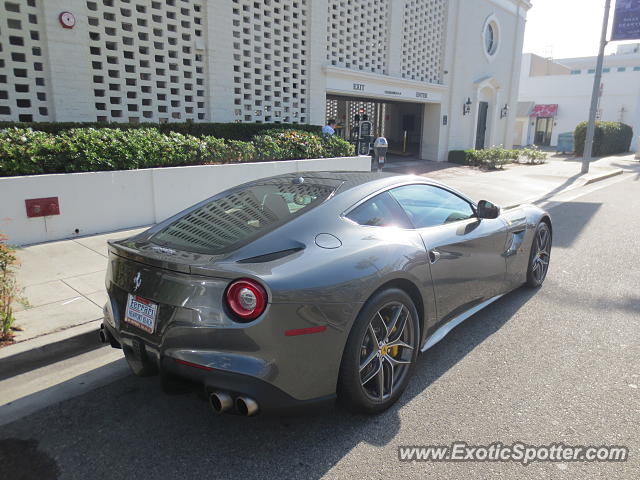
(151, 179, 335, 254)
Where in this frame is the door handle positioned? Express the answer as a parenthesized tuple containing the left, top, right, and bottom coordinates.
(429, 249, 441, 264)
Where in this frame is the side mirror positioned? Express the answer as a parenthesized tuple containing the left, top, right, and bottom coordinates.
(477, 200, 500, 219)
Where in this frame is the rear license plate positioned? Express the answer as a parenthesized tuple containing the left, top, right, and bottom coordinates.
(124, 294, 158, 333)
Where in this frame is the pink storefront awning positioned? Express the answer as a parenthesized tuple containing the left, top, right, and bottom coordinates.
(530, 104, 558, 117)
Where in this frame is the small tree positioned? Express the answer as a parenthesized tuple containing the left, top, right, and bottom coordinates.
(0, 235, 21, 343)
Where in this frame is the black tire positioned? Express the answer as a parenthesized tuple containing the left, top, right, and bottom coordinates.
(123, 344, 158, 377)
(338, 288, 420, 414)
(525, 221, 552, 288)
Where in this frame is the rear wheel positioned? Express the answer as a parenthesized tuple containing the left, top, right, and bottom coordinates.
(338, 288, 420, 414)
(525, 221, 551, 288)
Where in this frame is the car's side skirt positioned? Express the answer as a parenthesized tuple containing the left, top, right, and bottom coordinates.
(420, 294, 505, 352)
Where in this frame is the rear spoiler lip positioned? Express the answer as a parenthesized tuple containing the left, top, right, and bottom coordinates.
(107, 241, 249, 279)
(107, 242, 192, 274)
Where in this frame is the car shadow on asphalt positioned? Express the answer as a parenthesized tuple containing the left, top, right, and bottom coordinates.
(0, 287, 540, 480)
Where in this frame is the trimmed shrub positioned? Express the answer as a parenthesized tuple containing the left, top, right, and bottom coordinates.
(0, 127, 354, 176)
(448, 150, 472, 165)
(321, 134, 354, 158)
(518, 146, 547, 164)
(448, 147, 519, 169)
(1, 234, 22, 343)
(574, 121, 633, 157)
(0, 121, 322, 141)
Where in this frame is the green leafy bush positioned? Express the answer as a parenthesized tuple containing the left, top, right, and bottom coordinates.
(448, 150, 473, 165)
(0, 121, 321, 141)
(0, 234, 21, 343)
(0, 127, 355, 176)
(574, 121, 633, 157)
(321, 134, 354, 158)
(448, 147, 519, 169)
(519, 146, 547, 164)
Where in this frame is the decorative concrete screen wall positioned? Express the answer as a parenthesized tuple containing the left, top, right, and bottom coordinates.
(230, 0, 310, 124)
(401, 0, 446, 84)
(0, 156, 371, 246)
(0, 0, 52, 122)
(326, 0, 390, 74)
(85, 0, 209, 123)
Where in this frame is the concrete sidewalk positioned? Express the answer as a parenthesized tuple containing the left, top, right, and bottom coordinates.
(1, 153, 637, 372)
(12, 227, 146, 343)
(387, 153, 635, 207)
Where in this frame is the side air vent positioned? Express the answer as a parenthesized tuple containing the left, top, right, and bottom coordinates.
(236, 248, 304, 264)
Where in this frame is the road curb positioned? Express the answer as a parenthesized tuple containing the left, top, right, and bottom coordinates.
(503, 168, 625, 209)
(583, 168, 624, 185)
(0, 319, 105, 381)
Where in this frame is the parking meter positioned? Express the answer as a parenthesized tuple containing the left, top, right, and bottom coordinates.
(373, 137, 388, 171)
(358, 120, 373, 156)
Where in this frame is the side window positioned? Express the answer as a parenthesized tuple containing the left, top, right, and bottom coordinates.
(346, 192, 412, 228)
(389, 184, 475, 228)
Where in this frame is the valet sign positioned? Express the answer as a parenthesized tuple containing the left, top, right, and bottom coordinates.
(612, 0, 640, 41)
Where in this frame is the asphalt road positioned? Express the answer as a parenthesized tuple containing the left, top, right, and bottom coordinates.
(1, 173, 639, 480)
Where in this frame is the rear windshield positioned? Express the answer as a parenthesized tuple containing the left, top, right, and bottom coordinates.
(151, 180, 335, 254)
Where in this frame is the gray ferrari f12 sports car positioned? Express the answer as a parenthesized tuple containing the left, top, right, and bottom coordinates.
(100, 171, 552, 416)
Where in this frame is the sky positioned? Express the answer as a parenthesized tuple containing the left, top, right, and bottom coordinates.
(523, 0, 639, 59)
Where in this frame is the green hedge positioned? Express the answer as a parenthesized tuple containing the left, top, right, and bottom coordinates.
(574, 121, 633, 157)
(448, 146, 546, 169)
(0, 121, 321, 141)
(0, 127, 353, 177)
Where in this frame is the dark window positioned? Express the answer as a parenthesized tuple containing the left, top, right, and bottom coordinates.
(152, 180, 336, 254)
(389, 185, 475, 228)
(346, 192, 412, 228)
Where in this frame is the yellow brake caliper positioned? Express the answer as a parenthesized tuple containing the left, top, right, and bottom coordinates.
(389, 326, 399, 357)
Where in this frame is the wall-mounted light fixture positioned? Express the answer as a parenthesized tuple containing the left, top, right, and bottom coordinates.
(463, 98, 472, 116)
(500, 104, 510, 119)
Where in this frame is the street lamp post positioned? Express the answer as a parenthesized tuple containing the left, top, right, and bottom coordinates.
(582, 0, 612, 174)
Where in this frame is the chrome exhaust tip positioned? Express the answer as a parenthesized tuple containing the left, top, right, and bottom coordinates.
(209, 391, 233, 414)
(99, 326, 108, 343)
(235, 396, 259, 417)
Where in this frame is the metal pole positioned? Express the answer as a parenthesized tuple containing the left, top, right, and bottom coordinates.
(582, 0, 611, 174)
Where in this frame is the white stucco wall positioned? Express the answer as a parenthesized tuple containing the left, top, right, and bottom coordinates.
(0, 156, 371, 246)
(0, 0, 530, 161)
(519, 65, 640, 150)
(444, 0, 529, 152)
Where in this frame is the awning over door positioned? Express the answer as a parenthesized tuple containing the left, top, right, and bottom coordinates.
(530, 104, 558, 117)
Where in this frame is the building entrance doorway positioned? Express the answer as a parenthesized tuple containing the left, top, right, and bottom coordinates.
(475, 101, 489, 150)
(325, 96, 424, 158)
(534, 117, 554, 146)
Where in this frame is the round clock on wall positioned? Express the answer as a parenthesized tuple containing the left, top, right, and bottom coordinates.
(59, 11, 76, 29)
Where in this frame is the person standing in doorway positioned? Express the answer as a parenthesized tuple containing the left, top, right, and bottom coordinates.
(322, 119, 337, 136)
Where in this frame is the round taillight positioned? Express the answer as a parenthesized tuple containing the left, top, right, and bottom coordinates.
(225, 279, 267, 321)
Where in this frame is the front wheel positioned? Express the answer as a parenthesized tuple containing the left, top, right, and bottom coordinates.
(338, 288, 420, 414)
(525, 221, 552, 288)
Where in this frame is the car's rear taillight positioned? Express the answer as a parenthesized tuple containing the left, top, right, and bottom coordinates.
(225, 278, 267, 321)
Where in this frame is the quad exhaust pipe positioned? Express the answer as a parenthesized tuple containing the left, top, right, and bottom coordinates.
(209, 391, 234, 414)
(99, 324, 122, 349)
(235, 396, 259, 417)
(209, 391, 259, 416)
